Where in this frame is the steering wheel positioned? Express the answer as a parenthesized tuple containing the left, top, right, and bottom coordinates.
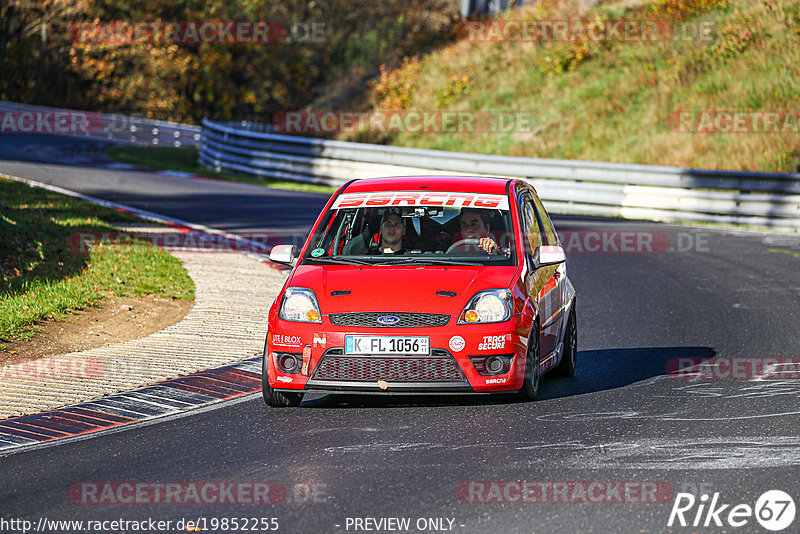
(446, 238, 481, 253)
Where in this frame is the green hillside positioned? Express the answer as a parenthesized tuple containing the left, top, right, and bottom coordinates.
(328, 0, 800, 173)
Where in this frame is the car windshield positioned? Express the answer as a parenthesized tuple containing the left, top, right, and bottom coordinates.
(302, 190, 517, 266)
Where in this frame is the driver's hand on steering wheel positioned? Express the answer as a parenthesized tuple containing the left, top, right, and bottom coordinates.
(479, 237, 501, 254)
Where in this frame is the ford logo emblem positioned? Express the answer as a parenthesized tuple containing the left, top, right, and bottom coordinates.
(377, 315, 400, 325)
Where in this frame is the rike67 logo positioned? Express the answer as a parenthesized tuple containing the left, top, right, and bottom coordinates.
(668, 490, 796, 531)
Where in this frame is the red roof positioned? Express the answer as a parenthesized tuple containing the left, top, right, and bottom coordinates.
(343, 175, 511, 195)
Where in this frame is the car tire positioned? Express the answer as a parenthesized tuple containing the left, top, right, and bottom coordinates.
(519, 325, 540, 401)
(551, 304, 577, 378)
(262, 352, 304, 408)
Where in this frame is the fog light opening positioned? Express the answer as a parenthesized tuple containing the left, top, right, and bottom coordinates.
(487, 356, 504, 374)
(275, 352, 302, 374)
(469, 354, 514, 376)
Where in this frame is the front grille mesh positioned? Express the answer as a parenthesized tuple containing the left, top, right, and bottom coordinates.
(313, 350, 464, 382)
(328, 312, 450, 328)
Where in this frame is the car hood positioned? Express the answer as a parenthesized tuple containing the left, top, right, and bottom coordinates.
(289, 264, 519, 315)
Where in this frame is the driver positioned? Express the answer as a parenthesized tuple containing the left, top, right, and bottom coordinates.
(456, 208, 502, 254)
(368, 211, 406, 255)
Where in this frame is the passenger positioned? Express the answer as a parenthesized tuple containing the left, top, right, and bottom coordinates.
(369, 211, 406, 254)
(456, 208, 502, 254)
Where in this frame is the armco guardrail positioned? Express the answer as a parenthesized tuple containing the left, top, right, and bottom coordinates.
(200, 119, 800, 232)
(0, 101, 202, 147)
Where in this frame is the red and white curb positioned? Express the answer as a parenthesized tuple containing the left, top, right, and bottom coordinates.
(0, 357, 262, 455)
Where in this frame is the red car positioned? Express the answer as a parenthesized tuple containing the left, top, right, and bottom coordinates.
(263, 176, 576, 407)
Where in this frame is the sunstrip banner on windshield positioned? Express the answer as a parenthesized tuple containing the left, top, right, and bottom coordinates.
(332, 192, 509, 210)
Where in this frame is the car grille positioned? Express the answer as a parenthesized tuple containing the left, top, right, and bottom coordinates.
(328, 312, 450, 328)
(312, 349, 465, 382)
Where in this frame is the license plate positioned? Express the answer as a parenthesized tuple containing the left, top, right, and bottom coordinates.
(344, 336, 430, 355)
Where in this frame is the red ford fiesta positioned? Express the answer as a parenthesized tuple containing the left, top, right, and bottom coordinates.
(263, 176, 576, 407)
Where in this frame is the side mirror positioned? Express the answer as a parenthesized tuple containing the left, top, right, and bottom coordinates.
(533, 245, 566, 268)
(269, 244, 299, 266)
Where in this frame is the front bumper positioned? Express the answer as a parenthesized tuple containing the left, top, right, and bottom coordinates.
(266, 315, 529, 394)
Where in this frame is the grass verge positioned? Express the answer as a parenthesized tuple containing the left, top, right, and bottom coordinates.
(107, 146, 335, 194)
(0, 177, 195, 347)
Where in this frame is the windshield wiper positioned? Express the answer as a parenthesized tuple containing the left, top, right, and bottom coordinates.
(371, 257, 484, 266)
(307, 256, 493, 266)
(306, 257, 374, 265)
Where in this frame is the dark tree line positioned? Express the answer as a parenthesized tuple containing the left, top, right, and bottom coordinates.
(0, 0, 457, 123)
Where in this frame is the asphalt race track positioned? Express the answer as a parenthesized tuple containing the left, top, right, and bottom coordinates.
(2, 134, 800, 533)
